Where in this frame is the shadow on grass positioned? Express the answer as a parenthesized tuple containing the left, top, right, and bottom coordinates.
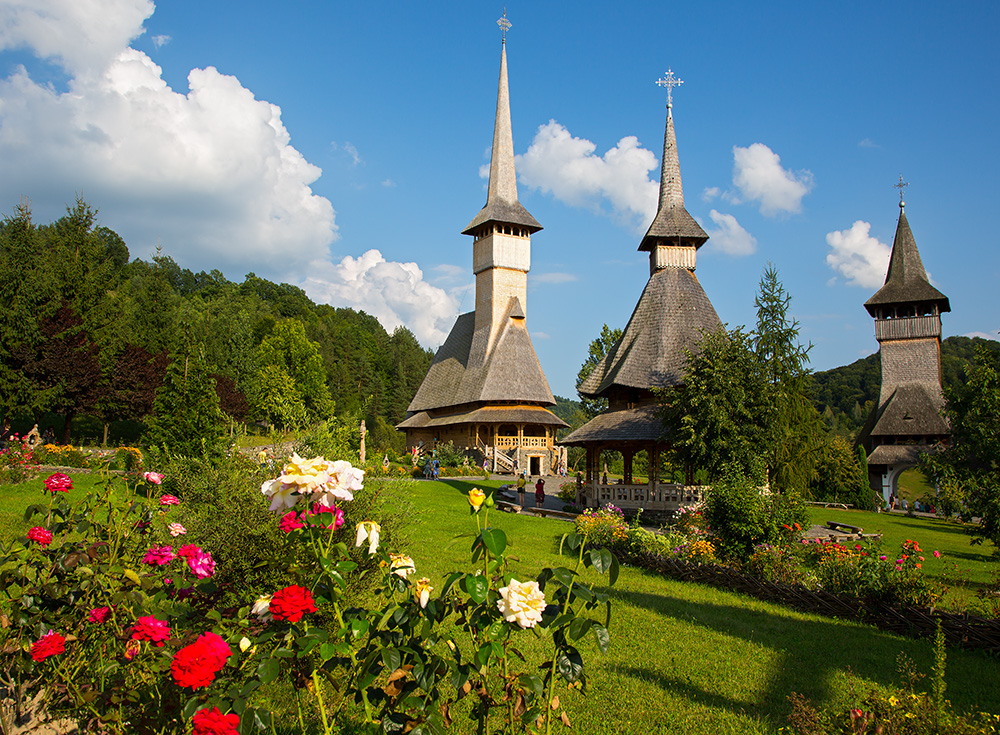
(596, 564, 1000, 721)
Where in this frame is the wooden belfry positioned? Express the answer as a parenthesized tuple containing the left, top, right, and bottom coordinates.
(857, 180, 951, 502)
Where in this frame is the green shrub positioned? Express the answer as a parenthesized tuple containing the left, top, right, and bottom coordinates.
(806, 538, 937, 607)
(703, 465, 807, 561)
(747, 543, 808, 584)
(34, 443, 92, 468)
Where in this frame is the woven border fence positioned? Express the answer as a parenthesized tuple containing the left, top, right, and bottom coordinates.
(622, 551, 1000, 653)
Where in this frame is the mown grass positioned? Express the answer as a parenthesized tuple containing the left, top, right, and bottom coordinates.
(396, 479, 1000, 733)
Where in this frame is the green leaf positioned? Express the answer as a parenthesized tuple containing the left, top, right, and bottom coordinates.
(350, 618, 370, 639)
(556, 646, 584, 682)
(561, 532, 582, 554)
(123, 569, 141, 586)
(381, 647, 401, 673)
(568, 617, 591, 641)
(475, 642, 492, 668)
(608, 554, 620, 586)
(592, 623, 610, 653)
(480, 528, 507, 557)
(440, 571, 463, 597)
(588, 548, 613, 574)
(257, 658, 280, 684)
(519, 673, 545, 699)
(465, 574, 488, 604)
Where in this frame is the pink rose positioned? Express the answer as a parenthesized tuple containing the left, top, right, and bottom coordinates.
(159, 494, 180, 506)
(44, 473, 73, 494)
(177, 544, 201, 559)
(144, 472, 164, 484)
(168, 523, 187, 537)
(143, 544, 176, 566)
(87, 606, 112, 624)
(187, 550, 216, 580)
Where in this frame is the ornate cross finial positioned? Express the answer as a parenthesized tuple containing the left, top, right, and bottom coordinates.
(497, 9, 511, 43)
(656, 67, 684, 108)
(895, 175, 908, 209)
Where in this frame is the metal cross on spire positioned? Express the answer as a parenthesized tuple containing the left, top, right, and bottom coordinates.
(497, 9, 511, 43)
(656, 68, 684, 108)
(895, 175, 908, 209)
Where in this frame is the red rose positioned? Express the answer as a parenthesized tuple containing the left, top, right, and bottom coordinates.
(31, 631, 65, 662)
(269, 585, 317, 623)
(131, 616, 171, 646)
(192, 706, 240, 735)
(27, 526, 53, 546)
(44, 473, 72, 494)
(171, 632, 231, 689)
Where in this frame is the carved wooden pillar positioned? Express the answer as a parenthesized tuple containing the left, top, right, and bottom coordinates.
(623, 450, 634, 484)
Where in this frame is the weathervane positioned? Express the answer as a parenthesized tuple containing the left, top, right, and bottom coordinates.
(656, 67, 684, 108)
(895, 175, 908, 209)
(497, 9, 511, 43)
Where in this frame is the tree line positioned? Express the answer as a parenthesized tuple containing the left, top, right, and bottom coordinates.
(0, 200, 433, 448)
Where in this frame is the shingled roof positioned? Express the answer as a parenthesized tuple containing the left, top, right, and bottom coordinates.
(638, 106, 707, 250)
(865, 208, 950, 314)
(398, 405, 567, 430)
(462, 42, 541, 236)
(405, 310, 557, 414)
(578, 268, 722, 398)
(560, 404, 667, 446)
(869, 383, 949, 438)
(867, 444, 935, 467)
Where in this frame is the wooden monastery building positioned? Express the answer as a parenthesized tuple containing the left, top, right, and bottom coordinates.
(560, 72, 722, 514)
(857, 193, 951, 502)
(397, 24, 567, 476)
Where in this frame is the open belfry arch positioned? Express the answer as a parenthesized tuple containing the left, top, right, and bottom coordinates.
(857, 180, 951, 503)
(397, 13, 567, 475)
(560, 69, 722, 516)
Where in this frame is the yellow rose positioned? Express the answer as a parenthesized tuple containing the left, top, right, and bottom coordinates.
(413, 577, 433, 608)
(469, 487, 486, 511)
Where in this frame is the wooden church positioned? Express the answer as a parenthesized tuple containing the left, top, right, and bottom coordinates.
(560, 71, 722, 513)
(396, 18, 566, 476)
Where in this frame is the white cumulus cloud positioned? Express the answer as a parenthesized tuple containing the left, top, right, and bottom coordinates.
(825, 221, 891, 289)
(732, 143, 813, 216)
(515, 120, 658, 231)
(704, 210, 757, 256)
(0, 0, 462, 349)
(301, 250, 459, 347)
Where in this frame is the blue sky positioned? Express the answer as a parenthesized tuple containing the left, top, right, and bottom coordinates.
(2, 1, 998, 398)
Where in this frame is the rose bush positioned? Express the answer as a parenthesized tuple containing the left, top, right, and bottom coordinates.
(1, 459, 618, 735)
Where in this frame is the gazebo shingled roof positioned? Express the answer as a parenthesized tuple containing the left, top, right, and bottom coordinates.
(578, 267, 721, 398)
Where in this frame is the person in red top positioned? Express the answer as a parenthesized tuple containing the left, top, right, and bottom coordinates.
(534, 477, 545, 508)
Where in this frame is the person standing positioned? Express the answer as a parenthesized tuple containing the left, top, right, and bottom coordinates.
(534, 477, 545, 508)
(0, 417, 11, 450)
(516, 473, 526, 507)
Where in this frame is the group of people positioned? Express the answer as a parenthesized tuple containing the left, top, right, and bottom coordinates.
(515, 473, 546, 508)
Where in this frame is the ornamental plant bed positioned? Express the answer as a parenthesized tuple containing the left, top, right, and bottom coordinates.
(1, 459, 618, 735)
(573, 502, 1000, 652)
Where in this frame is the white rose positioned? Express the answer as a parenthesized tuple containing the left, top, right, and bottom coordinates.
(355, 521, 381, 555)
(251, 594, 273, 622)
(497, 579, 546, 629)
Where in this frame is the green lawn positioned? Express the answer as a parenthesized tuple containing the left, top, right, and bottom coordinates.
(4, 473, 999, 733)
(395, 479, 1000, 733)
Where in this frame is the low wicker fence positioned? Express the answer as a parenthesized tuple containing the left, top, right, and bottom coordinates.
(625, 551, 1000, 653)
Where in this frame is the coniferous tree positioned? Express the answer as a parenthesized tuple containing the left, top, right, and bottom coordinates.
(753, 264, 824, 491)
(146, 341, 226, 457)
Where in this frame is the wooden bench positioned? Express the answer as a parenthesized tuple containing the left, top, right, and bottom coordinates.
(805, 501, 853, 510)
(523, 508, 579, 521)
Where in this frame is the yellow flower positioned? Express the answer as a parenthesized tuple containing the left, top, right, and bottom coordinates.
(888, 696, 899, 707)
(413, 577, 433, 608)
(468, 487, 486, 511)
(386, 553, 415, 579)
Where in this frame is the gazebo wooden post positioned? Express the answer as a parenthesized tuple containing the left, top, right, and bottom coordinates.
(623, 450, 634, 485)
(651, 444, 660, 488)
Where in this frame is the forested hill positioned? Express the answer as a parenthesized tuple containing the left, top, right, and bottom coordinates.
(811, 335, 1000, 436)
(0, 201, 433, 445)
